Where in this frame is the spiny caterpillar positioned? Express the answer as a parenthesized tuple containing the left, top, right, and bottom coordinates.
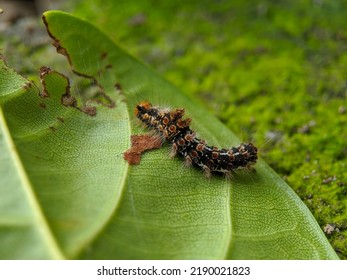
(135, 101, 258, 178)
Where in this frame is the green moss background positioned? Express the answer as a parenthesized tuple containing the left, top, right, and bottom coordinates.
(1, 0, 346, 258)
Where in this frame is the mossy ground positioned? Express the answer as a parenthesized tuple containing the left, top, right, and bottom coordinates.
(2, 0, 346, 258)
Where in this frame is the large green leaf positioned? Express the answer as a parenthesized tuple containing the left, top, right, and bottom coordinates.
(0, 11, 338, 259)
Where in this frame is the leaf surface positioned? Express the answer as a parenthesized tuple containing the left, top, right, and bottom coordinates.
(0, 11, 338, 259)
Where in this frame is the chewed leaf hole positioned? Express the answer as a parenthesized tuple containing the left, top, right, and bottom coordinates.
(39, 66, 98, 116)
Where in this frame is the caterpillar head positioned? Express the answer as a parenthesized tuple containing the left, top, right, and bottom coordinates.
(134, 101, 152, 117)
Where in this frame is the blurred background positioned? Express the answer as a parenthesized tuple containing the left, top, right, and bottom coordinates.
(1, 0, 346, 259)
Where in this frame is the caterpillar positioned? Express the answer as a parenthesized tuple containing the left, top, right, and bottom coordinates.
(134, 101, 258, 178)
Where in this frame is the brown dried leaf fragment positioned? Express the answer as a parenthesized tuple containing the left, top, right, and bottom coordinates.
(123, 134, 162, 165)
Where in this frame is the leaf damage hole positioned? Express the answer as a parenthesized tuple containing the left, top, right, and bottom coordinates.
(42, 15, 117, 111)
(71, 73, 116, 109)
(39, 66, 97, 117)
(123, 134, 162, 165)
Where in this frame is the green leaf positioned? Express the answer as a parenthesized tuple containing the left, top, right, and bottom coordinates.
(0, 60, 64, 259)
(0, 11, 338, 259)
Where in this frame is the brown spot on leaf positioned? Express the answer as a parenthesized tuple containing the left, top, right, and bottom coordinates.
(101, 52, 108, 59)
(123, 134, 162, 165)
(81, 105, 97, 117)
(61, 93, 77, 107)
(39, 102, 46, 109)
(49, 126, 56, 132)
